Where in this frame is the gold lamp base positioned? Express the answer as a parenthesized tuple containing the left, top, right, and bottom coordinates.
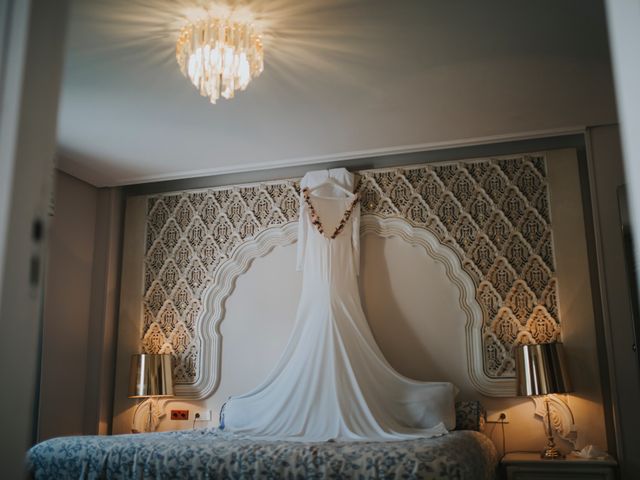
(541, 444, 563, 459)
(540, 397, 564, 459)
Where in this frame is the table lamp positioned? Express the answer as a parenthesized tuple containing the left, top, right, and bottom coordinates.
(514, 342, 572, 459)
(128, 353, 174, 432)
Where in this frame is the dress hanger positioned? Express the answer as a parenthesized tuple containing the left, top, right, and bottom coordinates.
(306, 177, 354, 197)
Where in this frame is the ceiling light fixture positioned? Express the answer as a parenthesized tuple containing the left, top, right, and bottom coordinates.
(176, 17, 264, 104)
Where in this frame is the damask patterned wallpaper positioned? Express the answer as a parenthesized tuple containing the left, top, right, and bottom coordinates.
(142, 154, 559, 387)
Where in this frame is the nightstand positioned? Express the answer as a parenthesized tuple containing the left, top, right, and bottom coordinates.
(501, 452, 617, 480)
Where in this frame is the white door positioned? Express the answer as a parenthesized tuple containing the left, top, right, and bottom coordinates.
(0, 0, 68, 476)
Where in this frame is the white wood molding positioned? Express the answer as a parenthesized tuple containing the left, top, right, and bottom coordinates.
(360, 216, 515, 397)
(176, 222, 298, 398)
(105, 127, 583, 187)
(181, 215, 515, 399)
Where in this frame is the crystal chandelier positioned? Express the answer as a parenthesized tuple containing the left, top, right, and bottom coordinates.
(176, 17, 264, 104)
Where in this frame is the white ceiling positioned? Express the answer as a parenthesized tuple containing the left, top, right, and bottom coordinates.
(57, 0, 617, 187)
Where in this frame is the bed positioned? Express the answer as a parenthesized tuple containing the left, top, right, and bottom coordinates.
(27, 401, 497, 479)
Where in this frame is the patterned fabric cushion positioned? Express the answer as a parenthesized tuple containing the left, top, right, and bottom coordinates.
(454, 400, 486, 432)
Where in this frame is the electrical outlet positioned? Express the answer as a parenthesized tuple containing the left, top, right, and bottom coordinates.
(170, 409, 189, 421)
(486, 412, 509, 423)
(193, 409, 212, 422)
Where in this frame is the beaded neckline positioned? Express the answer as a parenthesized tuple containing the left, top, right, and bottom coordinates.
(302, 187, 360, 239)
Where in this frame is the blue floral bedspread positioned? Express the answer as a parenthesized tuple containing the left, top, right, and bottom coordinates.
(27, 429, 498, 479)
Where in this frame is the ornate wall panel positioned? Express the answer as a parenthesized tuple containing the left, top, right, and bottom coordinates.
(141, 154, 559, 395)
(143, 183, 300, 382)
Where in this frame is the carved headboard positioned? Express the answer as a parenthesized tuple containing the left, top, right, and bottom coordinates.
(141, 154, 559, 398)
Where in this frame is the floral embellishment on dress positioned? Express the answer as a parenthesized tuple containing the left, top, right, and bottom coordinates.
(302, 187, 360, 239)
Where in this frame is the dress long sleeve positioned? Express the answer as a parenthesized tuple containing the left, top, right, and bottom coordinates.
(296, 192, 308, 271)
(351, 203, 361, 275)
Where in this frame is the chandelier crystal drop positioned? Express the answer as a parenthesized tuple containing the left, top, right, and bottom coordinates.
(176, 17, 264, 104)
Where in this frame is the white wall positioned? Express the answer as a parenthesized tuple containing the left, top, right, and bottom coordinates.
(38, 170, 123, 439)
(586, 125, 640, 476)
(602, 4, 640, 475)
(605, 0, 640, 274)
(39, 171, 98, 440)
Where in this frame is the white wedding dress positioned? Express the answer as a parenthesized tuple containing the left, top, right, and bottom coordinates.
(221, 168, 457, 441)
